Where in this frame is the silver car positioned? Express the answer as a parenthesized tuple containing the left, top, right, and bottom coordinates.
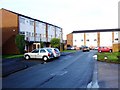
(46, 48, 61, 58)
(24, 48, 54, 61)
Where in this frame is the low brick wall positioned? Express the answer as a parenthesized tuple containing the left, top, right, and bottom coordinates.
(112, 43, 120, 52)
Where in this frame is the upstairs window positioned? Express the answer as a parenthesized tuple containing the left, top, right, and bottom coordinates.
(36, 22, 39, 27)
(94, 39, 97, 41)
(81, 39, 83, 41)
(32, 33, 34, 37)
(20, 17, 25, 24)
(30, 20, 34, 26)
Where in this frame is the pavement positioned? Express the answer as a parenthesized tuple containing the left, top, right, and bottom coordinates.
(97, 61, 119, 88)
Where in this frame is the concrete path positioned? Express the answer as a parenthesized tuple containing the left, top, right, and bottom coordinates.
(98, 61, 119, 88)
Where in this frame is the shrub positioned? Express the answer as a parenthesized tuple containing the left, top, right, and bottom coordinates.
(15, 34, 25, 54)
(50, 38, 60, 48)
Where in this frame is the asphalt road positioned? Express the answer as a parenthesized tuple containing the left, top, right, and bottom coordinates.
(2, 50, 97, 88)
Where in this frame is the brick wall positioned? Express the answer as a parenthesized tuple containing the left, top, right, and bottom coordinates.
(1, 9, 19, 54)
(67, 33, 73, 46)
(112, 43, 120, 52)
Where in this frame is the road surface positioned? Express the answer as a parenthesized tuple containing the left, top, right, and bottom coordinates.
(2, 50, 97, 88)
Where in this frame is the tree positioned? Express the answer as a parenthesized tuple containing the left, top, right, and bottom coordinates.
(50, 38, 60, 48)
(40, 41, 44, 48)
(15, 34, 25, 54)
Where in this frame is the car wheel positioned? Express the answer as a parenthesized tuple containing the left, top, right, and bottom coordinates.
(99, 50, 102, 53)
(43, 56, 48, 61)
(25, 55, 30, 60)
(109, 50, 112, 52)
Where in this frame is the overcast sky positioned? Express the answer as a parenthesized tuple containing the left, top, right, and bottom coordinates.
(0, 0, 119, 39)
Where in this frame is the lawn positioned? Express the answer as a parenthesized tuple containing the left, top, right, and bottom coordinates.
(2, 54, 24, 59)
(97, 52, 120, 64)
(62, 50, 77, 53)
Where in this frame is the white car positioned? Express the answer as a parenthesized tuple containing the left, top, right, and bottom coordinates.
(24, 48, 54, 61)
(46, 48, 61, 58)
(94, 47, 98, 50)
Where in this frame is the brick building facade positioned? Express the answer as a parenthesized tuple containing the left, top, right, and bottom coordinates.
(1, 8, 63, 54)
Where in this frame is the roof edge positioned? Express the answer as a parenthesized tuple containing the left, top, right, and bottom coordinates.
(1, 8, 62, 29)
(72, 28, 120, 33)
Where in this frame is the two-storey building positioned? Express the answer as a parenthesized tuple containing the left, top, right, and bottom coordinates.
(1, 8, 63, 54)
(67, 29, 120, 51)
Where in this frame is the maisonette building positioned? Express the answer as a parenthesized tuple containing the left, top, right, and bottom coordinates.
(67, 29, 120, 51)
(1, 8, 63, 54)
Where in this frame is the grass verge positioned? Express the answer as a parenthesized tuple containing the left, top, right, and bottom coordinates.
(2, 54, 24, 59)
(62, 50, 77, 52)
(97, 52, 120, 64)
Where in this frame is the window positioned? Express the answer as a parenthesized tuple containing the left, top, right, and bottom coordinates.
(19, 31, 25, 35)
(94, 39, 97, 41)
(86, 39, 89, 41)
(20, 17, 25, 24)
(40, 49, 46, 53)
(26, 32, 29, 36)
(30, 20, 34, 26)
(32, 49, 39, 53)
(32, 33, 34, 36)
(115, 38, 118, 40)
(29, 32, 31, 36)
(36, 22, 39, 27)
(26, 20, 29, 23)
(47, 49, 52, 53)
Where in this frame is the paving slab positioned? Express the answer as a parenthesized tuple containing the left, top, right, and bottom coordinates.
(97, 61, 119, 88)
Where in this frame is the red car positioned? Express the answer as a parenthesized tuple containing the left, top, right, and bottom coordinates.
(98, 47, 112, 52)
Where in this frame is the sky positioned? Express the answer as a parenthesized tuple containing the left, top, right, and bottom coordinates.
(0, 0, 119, 39)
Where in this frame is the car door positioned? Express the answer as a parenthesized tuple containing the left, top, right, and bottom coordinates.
(31, 49, 39, 58)
(105, 47, 110, 52)
(35, 49, 42, 59)
(102, 47, 105, 52)
(39, 49, 47, 58)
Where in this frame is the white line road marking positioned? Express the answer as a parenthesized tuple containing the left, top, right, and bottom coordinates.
(50, 71, 68, 76)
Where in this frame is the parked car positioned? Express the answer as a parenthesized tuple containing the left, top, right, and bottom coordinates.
(67, 46, 75, 50)
(94, 47, 98, 50)
(46, 48, 61, 58)
(98, 47, 112, 52)
(82, 46, 90, 52)
(24, 48, 54, 61)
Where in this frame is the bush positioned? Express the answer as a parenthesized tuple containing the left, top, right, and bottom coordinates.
(15, 34, 25, 54)
(50, 38, 60, 48)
